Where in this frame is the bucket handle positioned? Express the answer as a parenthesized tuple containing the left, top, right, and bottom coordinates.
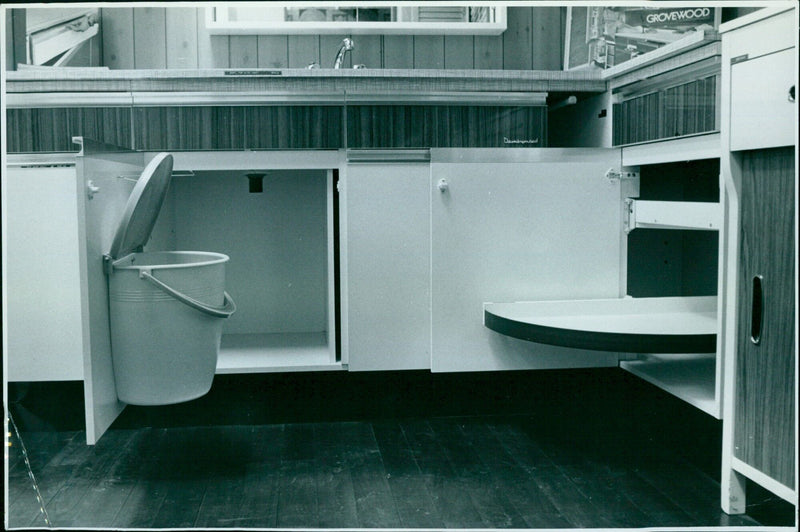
(139, 269, 237, 319)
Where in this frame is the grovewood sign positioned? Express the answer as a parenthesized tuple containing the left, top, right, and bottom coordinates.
(626, 7, 715, 29)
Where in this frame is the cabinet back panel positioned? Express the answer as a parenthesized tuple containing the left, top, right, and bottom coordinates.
(169, 170, 329, 335)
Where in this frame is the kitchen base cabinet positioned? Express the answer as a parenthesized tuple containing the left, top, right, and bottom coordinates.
(67, 145, 343, 443)
(720, 6, 797, 514)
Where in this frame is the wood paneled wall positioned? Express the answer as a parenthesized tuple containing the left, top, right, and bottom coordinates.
(100, 6, 564, 70)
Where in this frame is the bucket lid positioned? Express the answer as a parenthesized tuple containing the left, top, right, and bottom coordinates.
(108, 153, 173, 259)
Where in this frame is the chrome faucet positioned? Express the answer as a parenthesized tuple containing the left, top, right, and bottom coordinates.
(333, 38, 354, 69)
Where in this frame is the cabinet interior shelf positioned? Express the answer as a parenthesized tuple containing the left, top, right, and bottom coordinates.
(217, 332, 342, 374)
(620, 353, 717, 416)
(626, 199, 721, 232)
(483, 296, 717, 354)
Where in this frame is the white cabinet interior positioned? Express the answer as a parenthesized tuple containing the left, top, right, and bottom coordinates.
(148, 162, 341, 375)
(620, 157, 722, 418)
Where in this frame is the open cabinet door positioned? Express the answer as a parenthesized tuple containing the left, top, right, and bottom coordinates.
(431, 148, 629, 372)
(74, 138, 147, 444)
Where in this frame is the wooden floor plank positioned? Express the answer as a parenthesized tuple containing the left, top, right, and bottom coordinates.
(61, 428, 151, 528)
(110, 428, 170, 528)
(430, 417, 529, 528)
(276, 423, 319, 528)
(194, 425, 283, 528)
(40, 429, 139, 527)
(635, 461, 761, 527)
(490, 418, 619, 529)
(457, 417, 573, 529)
(220, 424, 283, 528)
(6, 431, 75, 527)
(6, 408, 790, 530)
(400, 418, 486, 528)
(337, 421, 401, 528)
(151, 425, 254, 528)
(313, 423, 360, 529)
(371, 420, 445, 529)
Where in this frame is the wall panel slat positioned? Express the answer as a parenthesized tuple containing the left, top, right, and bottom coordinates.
(133, 7, 167, 69)
(197, 8, 229, 68)
(383, 36, 414, 69)
(166, 8, 198, 69)
(258, 36, 288, 68)
(503, 7, 532, 70)
(444, 36, 474, 69)
(352, 35, 382, 69)
(474, 35, 503, 70)
(532, 7, 563, 70)
(288, 36, 320, 68)
(229, 36, 258, 68)
(414, 36, 445, 69)
(102, 8, 135, 69)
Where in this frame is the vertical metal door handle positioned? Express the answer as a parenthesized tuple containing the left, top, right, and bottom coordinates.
(750, 275, 763, 345)
(789, 85, 795, 103)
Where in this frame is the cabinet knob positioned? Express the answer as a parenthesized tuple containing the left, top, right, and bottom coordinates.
(87, 180, 100, 199)
(789, 85, 795, 103)
(437, 178, 449, 192)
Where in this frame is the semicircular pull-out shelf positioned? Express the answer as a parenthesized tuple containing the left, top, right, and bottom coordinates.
(484, 295, 717, 354)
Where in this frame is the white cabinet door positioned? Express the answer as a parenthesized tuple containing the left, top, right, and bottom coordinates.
(431, 148, 625, 372)
(342, 158, 431, 371)
(4, 165, 84, 382)
(75, 138, 147, 443)
(730, 47, 796, 151)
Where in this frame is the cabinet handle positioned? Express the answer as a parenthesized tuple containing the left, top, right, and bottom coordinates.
(437, 178, 449, 192)
(789, 85, 795, 103)
(750, 275, 763, 345)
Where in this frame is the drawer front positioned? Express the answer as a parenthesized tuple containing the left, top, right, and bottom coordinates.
(730, 47, 796, 151)
(726, 9, 795, 61)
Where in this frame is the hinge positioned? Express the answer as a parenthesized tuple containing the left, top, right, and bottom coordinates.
(103, 254, 114, 276)
(605, 168, 639, 183)
(623, 198, 635, 234)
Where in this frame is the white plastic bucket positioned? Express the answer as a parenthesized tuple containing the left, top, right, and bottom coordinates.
(108, 251, 235, 405)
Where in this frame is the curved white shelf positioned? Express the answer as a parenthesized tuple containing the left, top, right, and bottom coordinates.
(484, 295, 717, 354)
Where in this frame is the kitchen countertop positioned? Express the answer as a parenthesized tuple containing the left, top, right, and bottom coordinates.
(5, 67, 607, 95)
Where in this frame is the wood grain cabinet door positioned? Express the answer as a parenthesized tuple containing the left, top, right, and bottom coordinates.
(734, 146, 796, 489)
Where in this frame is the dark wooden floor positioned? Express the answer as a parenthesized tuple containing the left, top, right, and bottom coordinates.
(7, 369, 797, 529)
